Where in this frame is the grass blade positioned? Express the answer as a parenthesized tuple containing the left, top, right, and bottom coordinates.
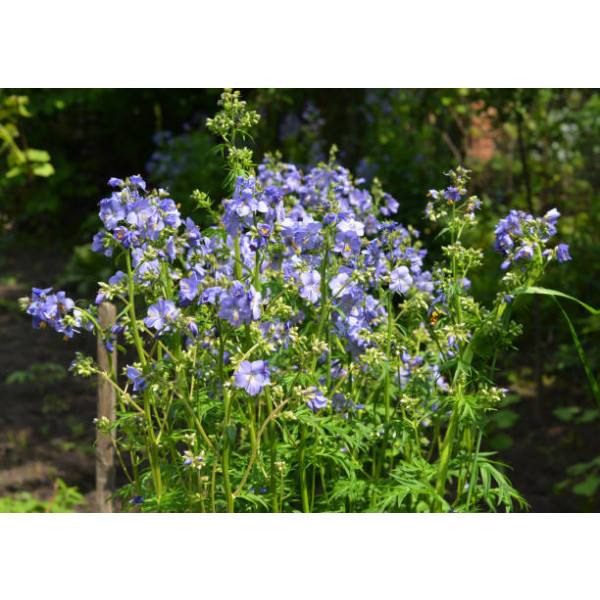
(514, 286, 599, 316)
(552, 297, 600, 407)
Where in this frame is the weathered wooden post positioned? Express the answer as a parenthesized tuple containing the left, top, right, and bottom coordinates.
(97, 302, 117, 512)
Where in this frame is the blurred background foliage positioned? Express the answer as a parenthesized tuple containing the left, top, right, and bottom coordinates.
(1, 88, 600, 509)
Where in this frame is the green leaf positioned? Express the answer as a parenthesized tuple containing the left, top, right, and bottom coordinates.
(5, 165, 25, 178)
(432, 227, 450, 243)
(513, 286, 600, 316)
(577, 409, 600, 424)
(514, 287, 600, 407)
(553, 479, 571, 494)
(480, 464, 491, 500)
(16, 99, 32, 118)
(225, 425, 237, 445)
(572, 475, 600, 497)
(492, 409, 519, 429)
(25, 148, 51, 163)
(567, 461, 594, 477)
(32, 163, 55, 177)
(500, 394, 522, 407)
(553, 406, 581, 422)
(5, 371, 32, 385)
(552, 298, 600, 407)
(489, 433, 514, 451)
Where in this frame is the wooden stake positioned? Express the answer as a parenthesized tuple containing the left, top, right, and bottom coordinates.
(97, 302, 117, 512)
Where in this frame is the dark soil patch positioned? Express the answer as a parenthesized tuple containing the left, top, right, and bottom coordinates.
(496, 371, 600, 512)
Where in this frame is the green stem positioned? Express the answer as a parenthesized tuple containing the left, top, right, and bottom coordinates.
(455, 426, 472, 503)
(385, 291, 393, 423)
(125, 253, 146, 366)
(122, 252, 163, 504)
(222, 390, 234, 513)
(254, 247, 262, 291)
(233, 395, 292, 498)
(465, 429, 483, 510)
(434, 386, 462, 511)
(144, 396, 163, 504)
(130, 450, 141, 496)
(265, 387, 278, 513)
(234, 235, 243, 282)
(376, 290, 394, 478)
(299, 424, 310, 513)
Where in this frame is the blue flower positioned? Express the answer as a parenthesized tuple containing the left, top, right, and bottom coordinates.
(234, 360, 270, 396)
(337, 216, 364, 237)
(443, 187, 463, 203)
(299, 270, 321, 304)
(329, 271, 352, 298)
(256, 222, 273, 248)
(179, 274, 200, 303)
(159, 198, 181, 228)
(414, 272, 434, 295)
(257, 222, 273, 238)
(31, 287, 53, 301)
(513, 244, 534, 262)
(188, 320, 199, 337)
(390, 266, 413, 293)
(99, 196, 126, 230)
(201, 286, 223, 305)
(113, 226, 138, 249)
(556, 243, 571, 263)
(380, 194, 399, 217)
(182, 450, 204, 470)
(184, 217, 202, 246)
(333, 230, 361, 259)
(294, 222, 323, 251)
(26, 288, 77, 339)
(91, 231, 113, 257)
(129, 175, 147, 191)
(216, 283, 262, 326)
(109, 271, 126, 286)
(493, 210, 527, 255)
(126, 198, 164, 241)
(306, 387, 328, 413)
(163, 236, 176, 262)
(126, 365, 146, 392)
(331, 393, 363, 413)
(218, 295, 251, 327)
(544, 208, 560, 224)
(144, 298, 179, 332)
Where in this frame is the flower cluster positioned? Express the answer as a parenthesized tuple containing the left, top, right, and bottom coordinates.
(425, 167, 482, 224)
(23, 120, 574, 514)
(493, 208, 571, 269)
(26, 159, 573, 416)
(92, 175, 182, 285)
(25, 288, 83, 340)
